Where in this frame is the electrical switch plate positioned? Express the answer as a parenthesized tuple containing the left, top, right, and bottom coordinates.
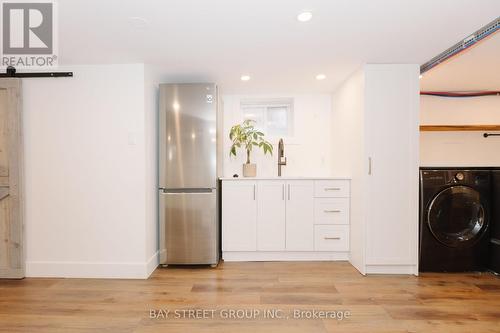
(128, 132, 137, 145)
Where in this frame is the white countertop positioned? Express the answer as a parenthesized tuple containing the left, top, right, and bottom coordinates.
(219, 176, 351, 180)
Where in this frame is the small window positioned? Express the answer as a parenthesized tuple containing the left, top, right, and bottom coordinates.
(240, 98, 294, 138)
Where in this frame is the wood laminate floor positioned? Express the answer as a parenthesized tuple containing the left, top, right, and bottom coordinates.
(0, 262, 499, 332)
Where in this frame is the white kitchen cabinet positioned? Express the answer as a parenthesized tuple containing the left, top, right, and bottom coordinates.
(257, 181, 286, 251)
(314, 225, 350, 251)
(331, 64, 419, 275)
(314, 180, 350, 198)
(285, 180, 314, 251)
(222, 181, 257, 251)
(314, 198, 350, 225)
(363, 65, 419, 273)
(221, 178, 350, 261)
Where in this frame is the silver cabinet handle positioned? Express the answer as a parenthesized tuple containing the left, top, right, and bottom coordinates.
(324, 237, 341, 240)
(324, 187, 341, 191)
(282, 184, 285, 200)
(253, 184, 256, 200)
(288, 184, 290, 200)
(324, 210, 341, 213)
(368, 157, 372, 175)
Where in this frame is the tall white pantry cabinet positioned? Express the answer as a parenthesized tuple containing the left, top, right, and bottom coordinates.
(332, 64, 420, 275)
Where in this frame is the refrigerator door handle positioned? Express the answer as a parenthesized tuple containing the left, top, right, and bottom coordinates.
(161, 188, 215, 194)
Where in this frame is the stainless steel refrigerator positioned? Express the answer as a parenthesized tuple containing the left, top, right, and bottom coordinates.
(159, 83, 220, 266)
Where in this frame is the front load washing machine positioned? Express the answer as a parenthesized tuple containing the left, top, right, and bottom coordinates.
(419, 169, 491, 272)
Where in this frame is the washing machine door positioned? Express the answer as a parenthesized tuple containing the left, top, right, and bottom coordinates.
(427, 185, 487, 248)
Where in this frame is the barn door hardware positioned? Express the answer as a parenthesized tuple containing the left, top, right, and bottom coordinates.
(420, 17, 499, 74)
(483, 133, 500, 138)
(0, 66, 73, 78)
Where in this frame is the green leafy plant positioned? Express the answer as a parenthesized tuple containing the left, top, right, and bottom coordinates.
(229, 119, 273, 164)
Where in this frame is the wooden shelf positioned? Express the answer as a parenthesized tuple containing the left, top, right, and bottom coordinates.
(420, 125, 500, 132)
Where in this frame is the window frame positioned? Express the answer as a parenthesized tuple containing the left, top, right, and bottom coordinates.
(240, 98, 295, 142)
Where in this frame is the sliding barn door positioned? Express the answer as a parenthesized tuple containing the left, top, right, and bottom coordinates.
(0, 79, 23, 279)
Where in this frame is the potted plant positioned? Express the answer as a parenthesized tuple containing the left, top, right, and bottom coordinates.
(229, 119, 273, 177)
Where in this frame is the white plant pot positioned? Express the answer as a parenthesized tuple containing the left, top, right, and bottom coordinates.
(243, 163, 257, 177)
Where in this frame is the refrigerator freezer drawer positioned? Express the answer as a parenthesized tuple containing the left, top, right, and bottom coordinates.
(159, 190, 218, 265)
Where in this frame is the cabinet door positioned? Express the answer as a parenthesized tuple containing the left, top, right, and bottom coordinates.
(257, 181, 286, 251)
(222, 181, 257, 251)
(285, 180, 314, 251)
(364, 64, 419, 265)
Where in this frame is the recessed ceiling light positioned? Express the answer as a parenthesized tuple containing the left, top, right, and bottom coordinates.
(419, 74, 423, 79)
(297, 11, 313, 22)
(241, 75, 251, 81)
(316, 74, 326, 80)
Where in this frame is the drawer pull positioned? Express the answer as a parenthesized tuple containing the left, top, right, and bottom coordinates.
(324, 209, 341, 213)
(324, 237, 341, 240)
(324, 187, 341, 191)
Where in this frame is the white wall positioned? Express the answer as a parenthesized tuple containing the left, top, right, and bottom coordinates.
(144, 65, 161, 273)
(420, 96, 500, 166)
(331, 68, 366, 274)
(23, 64, 158, 278)
(222, 94, 333, 178)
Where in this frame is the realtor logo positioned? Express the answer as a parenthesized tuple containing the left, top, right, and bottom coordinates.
(1, 1, 57, 68)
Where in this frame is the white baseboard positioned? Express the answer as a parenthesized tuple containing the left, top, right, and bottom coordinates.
(222, 251, 349, 262)
(365, 264, 417, 275)
(145, 251, 160, 278)
(26, 251, 160, 279)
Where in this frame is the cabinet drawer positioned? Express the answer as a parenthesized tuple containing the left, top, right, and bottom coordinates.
(314, 225, 349, 251)
(314, 180, 350, 198)
(314, 198, 349, 225)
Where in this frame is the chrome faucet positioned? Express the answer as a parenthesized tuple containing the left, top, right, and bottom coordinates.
(278, 138, 287, 176)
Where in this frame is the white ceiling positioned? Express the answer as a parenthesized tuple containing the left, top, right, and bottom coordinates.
(58, 0, 500, 93)
(420, 32, 500, 91)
